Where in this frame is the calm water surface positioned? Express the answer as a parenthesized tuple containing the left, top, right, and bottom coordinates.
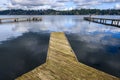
(0, 15, 120, 79)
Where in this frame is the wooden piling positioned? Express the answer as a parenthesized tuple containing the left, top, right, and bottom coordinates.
(0, 17, 42, 23)
(117, 21, 119, 26)
(16, 32, 120, 80)
(84, 17, 120, 27)
(111, 20, 114, 25)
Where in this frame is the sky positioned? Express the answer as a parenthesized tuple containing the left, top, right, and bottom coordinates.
(0, 0, 120, 10)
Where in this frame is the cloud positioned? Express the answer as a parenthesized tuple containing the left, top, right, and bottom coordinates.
(57, 0, 70, 3)
(4, 0, 120, 10)
(7, 2, 26, 9)
(8, 0, 53, 9)
(74, 0, 100, 9)
(11, 0, 52, 6)
(74, 0, 120, 9)
(51, 2, 66, 9)
(114, 3, 120, 9)
(102, 0, 119, 3)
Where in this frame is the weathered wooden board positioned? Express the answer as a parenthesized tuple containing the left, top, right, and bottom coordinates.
(16, 32, 120, 80)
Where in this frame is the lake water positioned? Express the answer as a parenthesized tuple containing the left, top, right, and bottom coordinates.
(0, 15, 120, 79)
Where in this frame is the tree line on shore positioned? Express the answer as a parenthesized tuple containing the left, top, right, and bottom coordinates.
(0, 9, 120, 15)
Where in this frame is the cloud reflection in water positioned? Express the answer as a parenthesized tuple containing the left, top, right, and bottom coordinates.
(0, 15, 120, 78)
(13, 16, 120, 77)
(0, 32, 50, 80)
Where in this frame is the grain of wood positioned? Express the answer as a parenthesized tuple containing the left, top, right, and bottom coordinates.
(16, 32, 120, 80)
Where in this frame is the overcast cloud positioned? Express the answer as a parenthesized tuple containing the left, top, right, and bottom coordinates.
(3, 0, 120, 10)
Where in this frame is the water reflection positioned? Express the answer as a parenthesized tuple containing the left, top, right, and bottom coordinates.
(12, 15, 120, 77)
(0, 24, 22, 43)
(0, 15, 120, 78)
(67, 33, 120, 77)
(0, 32, 49, 80)
(12, 16, 86, 33)
(0, 16, 120, 42)
(71, 18, 120, 77)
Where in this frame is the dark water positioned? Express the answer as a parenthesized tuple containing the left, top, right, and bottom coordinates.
(66, 33, 120, 77)
(0, 15, 120, 79)
(0, 19, 50, 79)
(0, 32, 50, 80)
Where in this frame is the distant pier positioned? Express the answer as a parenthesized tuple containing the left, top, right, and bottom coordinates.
(0, 17, 42, 23)
(84, 17, 120, 27)
(16, 32, 119, 80)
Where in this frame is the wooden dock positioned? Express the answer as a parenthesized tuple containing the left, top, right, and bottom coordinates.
(16, 32, 120, 80)
(0, 17, 42, 23)
(84, 17, 120, 27)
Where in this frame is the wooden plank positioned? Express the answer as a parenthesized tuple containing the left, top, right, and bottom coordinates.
(0, 17, 42, 24)
(16, 32, 120, 80)
(84, 17, 120, 21)
(84, 17, 120, 27)
(0, 17, 42, 20)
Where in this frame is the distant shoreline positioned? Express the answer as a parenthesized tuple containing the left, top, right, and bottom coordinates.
(0, 9, 120, 15)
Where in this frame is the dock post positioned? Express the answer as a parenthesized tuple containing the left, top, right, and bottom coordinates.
(103, 20, 105, 24)
(39, 18, 42, 21)
(115, 20, 117, 25)
(14, 19, 16, 22)
(26, 18, 28, 21)
(15, 18, 19, 22)
(102, 19, 104, 23)
(105, 20, 106, 23)
(84, 17, 120, 27)
(103, 19, 106, 24)
(101, 19, 103, 23)
(111, 20, 114, 25)
(103, 19, 104, 23)
(14, 19, 18, 22)
(100, 19, 102, 23)
(0, 19, 1, 23)
(27, 18, 29, 21)
(17, 18, 19, 22)
(117, 21, 119, 26)
(90, 18, 92, 21)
